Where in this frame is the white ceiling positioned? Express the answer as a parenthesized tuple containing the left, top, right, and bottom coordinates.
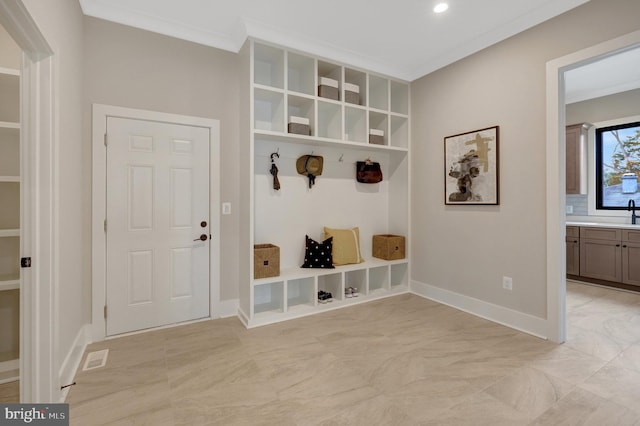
(565, 47, 640, 104)
(79, 0, 590, 81)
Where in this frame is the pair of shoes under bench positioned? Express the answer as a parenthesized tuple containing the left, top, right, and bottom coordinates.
(318, 290, 333, 303)
(345, 287, 359, 298)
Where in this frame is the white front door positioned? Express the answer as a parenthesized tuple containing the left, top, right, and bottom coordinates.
(105, 117, 210, 336)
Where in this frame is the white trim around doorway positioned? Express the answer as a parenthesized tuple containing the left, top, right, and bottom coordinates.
(91, 104, 221, 342)
(545, 29, 640, 343)
(0, 0, 56, 403)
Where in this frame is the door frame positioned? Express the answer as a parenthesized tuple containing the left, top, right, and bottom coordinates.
(92, 104, 221, 341)
(0, 0, 55, 403)
(545, 29, 640, 343)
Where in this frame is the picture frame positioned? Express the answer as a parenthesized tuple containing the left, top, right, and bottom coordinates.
(444, 126, 499, 205)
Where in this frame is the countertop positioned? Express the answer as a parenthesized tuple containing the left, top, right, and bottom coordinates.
(566, 221, 640, 229)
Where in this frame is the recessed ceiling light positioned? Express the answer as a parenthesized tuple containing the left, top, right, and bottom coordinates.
(433, 3, 449, 13)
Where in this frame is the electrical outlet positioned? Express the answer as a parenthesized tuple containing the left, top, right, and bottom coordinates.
(502, 276, 513, 291)
(566, 205, 574, 214)
(222, 202, 231, 215)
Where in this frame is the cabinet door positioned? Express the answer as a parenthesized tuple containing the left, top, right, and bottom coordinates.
(566, 237, 580, 275)
(566, 124, 585, 194)
(622, 241, 640, 286)
(579, 238, 622, 282)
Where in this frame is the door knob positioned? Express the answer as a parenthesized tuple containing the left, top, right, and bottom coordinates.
(194, 234, 208, 241)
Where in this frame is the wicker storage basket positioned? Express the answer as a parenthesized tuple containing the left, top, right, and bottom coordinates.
(254, 244, 280, 279)
(372, 235, 405, 261)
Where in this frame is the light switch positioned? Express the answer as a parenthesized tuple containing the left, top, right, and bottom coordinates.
(222, 202, 231, 215)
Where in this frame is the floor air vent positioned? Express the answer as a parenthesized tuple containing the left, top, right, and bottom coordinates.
(82, 349, 109, 371)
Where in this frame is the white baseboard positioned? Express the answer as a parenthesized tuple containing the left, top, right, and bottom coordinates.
(59, 324, 91, 402)
(410, 280, 549, 340)
(214, 298, 239, 319)
(237, 307, 249, 328)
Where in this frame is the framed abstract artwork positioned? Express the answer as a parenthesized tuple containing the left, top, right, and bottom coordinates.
(444, 126, 499, 205)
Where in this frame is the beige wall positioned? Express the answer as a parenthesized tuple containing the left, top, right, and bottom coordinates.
(567, 88, 640, 125)
(83, 17, 241, 302)
(22, 0, 86, 369)
(411, 0, 640, 318)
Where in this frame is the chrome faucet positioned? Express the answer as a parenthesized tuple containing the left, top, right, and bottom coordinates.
(629, 199, 637, 225)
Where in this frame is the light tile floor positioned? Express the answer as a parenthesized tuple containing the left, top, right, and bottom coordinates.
(14, 281, 640, 424)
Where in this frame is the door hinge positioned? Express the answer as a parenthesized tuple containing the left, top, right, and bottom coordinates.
(104, 219, 107, 232)
(104, 305, 107, 319)
(104, 133, 107, 147)
(20, 257, 32, 268)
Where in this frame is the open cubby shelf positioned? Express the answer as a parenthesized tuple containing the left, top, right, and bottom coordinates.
(251, 41, 409, 150)
(246, 260, 409, 328)
(0, 58, 20, 375)
(242, 40, 410, 327)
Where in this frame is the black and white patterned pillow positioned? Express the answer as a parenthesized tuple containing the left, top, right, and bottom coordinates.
(301, 235, 335, 269)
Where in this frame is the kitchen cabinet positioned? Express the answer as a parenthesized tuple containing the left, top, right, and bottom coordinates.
(570, 226, 640, 288)
(566, 226, 579, 275)
(622, 230, 640, 286)
(566, 123, 589, 195)
(579, 227, 622, 282)
(579, 237, 622, 282)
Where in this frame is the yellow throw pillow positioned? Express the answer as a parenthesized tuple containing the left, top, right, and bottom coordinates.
(323, 227, 364, 266)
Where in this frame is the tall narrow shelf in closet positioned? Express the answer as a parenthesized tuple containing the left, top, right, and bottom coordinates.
(239, 40, 410, 327)
(0, 63, 20, 383)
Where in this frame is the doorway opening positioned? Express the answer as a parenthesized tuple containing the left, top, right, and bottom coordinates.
(546, 29, 640, 344)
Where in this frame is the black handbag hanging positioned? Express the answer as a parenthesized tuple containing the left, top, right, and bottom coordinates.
(356, 160, 383, 184)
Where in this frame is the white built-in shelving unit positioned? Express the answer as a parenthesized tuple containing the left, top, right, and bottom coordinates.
(0, 63, 20, 383)
(239, 40, 410, 327)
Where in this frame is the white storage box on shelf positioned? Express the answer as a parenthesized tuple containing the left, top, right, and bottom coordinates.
(369, 128, 385, 145)
(288, 115, 310, 135)
(344, 82, 360, 105)
(318, 76, 339, 101)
